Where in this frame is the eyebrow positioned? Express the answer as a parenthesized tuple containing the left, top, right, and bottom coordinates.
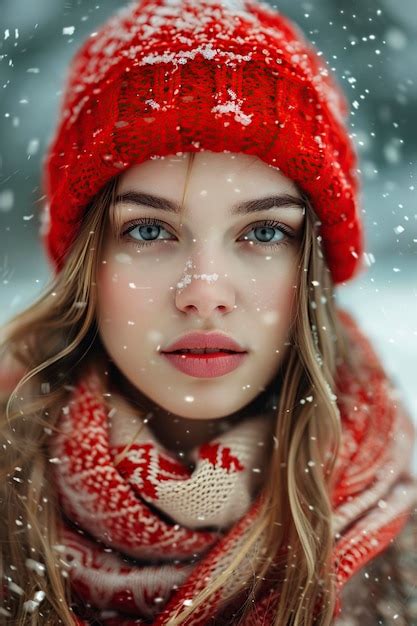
(114, 190, 305, 216)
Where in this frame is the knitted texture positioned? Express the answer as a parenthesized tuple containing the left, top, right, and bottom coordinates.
(41, 0, 364, 284)
(334, 511, 417, 625)
(47, 308, 417, 625)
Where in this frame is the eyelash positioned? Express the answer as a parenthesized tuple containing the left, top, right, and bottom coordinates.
(120, 217, 296, 250)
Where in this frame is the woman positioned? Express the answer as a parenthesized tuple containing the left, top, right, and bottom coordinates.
(1, 0, 416, 624)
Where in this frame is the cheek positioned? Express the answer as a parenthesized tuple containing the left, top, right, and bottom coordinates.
(254, 264, 298, 321)
(96, 263, 165, 364)
(96, 261, 160, 331)
(248, 268, 298, 354)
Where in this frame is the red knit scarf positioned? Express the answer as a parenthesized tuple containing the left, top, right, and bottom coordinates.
(49, 310, 417, 625)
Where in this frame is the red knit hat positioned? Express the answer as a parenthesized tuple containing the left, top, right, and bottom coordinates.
(41, 0, 365, 284)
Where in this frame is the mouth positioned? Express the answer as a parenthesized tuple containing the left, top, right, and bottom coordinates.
(161, 350, 248, 378)
(160, 331, 247, 355)
(165, 349, 242, 356)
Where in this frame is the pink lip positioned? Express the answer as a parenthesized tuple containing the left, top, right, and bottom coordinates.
(161, 331, 247, 353)
(162, 352, 248, 378)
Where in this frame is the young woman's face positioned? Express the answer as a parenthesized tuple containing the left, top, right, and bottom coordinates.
(96, 151, 305, 420)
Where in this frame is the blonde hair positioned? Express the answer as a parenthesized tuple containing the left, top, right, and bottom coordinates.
(0, 152, 353, 625)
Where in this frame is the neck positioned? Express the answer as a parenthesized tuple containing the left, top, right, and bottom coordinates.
(99, 357, 280, 456)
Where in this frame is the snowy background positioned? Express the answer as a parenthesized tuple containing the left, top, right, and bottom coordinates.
(1, 0, 416, 470)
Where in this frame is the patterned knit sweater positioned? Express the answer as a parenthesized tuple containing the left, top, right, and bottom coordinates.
(335, 510, 417, 625)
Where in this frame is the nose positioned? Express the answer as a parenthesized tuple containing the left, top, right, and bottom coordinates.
(175, 259, 236, 319)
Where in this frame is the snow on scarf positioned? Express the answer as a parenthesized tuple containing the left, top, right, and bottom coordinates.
(48, 309, 417, 625)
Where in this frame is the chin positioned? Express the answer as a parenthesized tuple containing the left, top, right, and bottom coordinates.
(158, 396, 253, 421)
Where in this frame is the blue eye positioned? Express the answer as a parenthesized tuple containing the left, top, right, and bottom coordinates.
(121, 217, 295, 250)
(240, 222, 290, 247)
(123, 219, 174, 245)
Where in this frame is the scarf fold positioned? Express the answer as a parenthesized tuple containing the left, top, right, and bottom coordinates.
(49, 309, 417, 625)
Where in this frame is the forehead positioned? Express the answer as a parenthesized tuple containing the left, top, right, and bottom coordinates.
(117, 151, 301, 202)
